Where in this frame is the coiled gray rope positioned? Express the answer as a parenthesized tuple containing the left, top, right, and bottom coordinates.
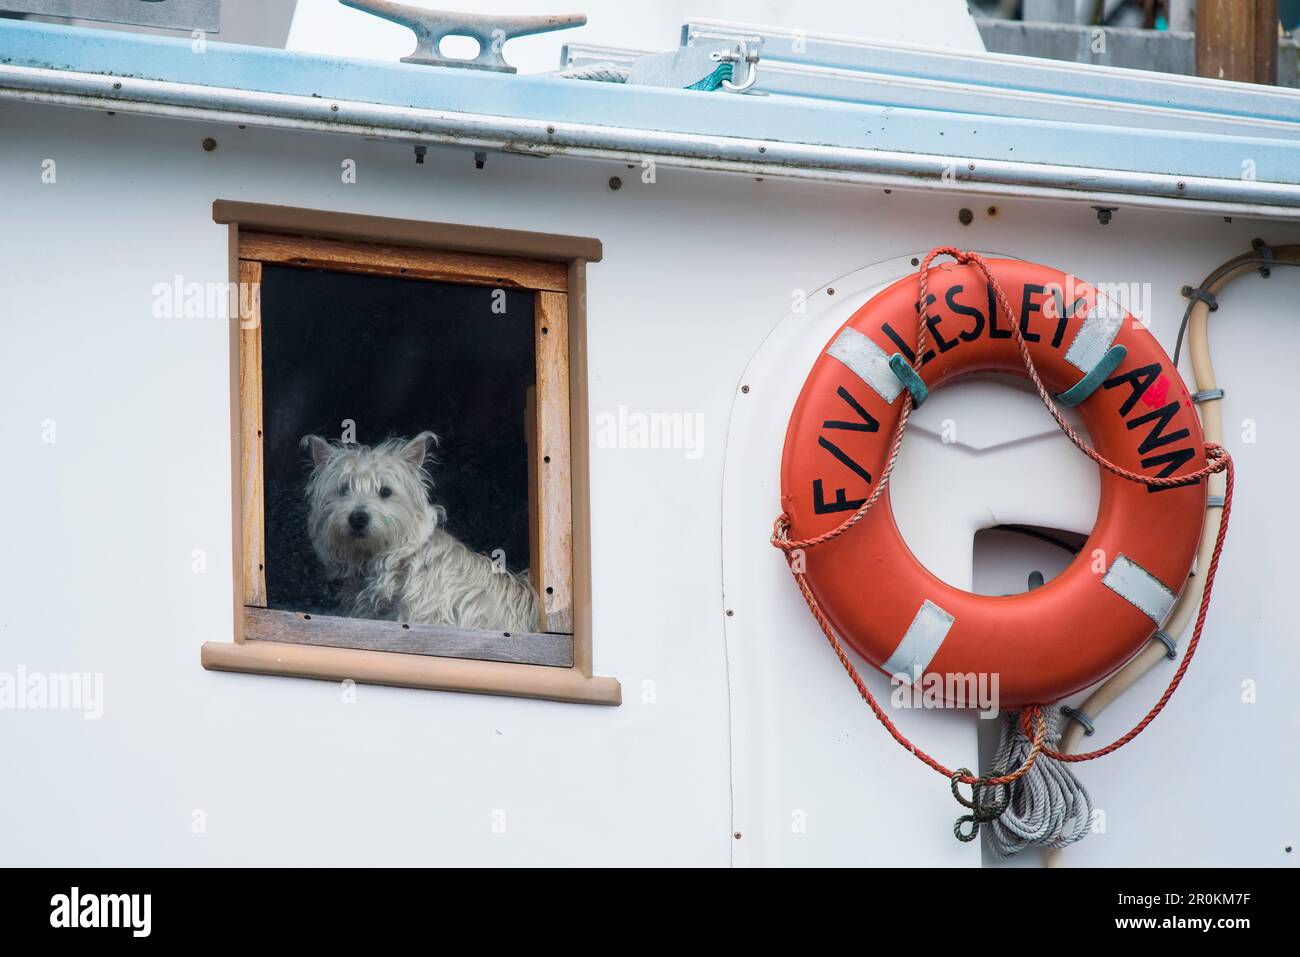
(983, 708, 1094, 856)
(552, 63, 631, 83)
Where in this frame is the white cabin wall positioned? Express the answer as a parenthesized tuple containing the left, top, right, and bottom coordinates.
(0, 100, 1296, 866)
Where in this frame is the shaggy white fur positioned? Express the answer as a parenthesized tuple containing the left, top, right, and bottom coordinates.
(301, 432, 539, 633)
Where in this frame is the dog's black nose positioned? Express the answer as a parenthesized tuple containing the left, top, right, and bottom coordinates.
(348, 509, 370, 531)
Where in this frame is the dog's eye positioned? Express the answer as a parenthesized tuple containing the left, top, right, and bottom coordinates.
(338, 484, 348, 497)
(379, 486, 393, 499)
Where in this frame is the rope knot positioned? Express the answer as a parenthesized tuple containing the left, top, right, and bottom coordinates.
(1204, 442, 1230, 473)
(770, 513, 793, 549)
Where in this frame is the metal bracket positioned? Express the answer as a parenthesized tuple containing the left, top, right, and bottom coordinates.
(1060, 705, 1095, 736)
(625, 41, 734, 90)
(1151, 629, 1178, 659)
(1180, 285, 1218, 311)
(1252, 237, 1275, 277)
(688, 29, 762, 93)
(341, 1, 586, 73)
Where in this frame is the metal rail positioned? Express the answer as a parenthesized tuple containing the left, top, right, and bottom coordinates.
(4, 60, 1300, 218)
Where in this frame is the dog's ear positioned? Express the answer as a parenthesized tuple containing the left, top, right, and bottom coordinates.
(399, 431, 439, 468)
(300, 434, 335, 468)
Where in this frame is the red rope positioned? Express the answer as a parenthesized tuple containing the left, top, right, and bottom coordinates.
(772, 247, 1234, 786)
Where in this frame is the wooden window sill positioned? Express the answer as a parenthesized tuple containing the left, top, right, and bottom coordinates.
(201, 639, 621, 706)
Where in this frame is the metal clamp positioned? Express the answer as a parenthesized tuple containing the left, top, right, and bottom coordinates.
(1207, 494, 1225, 508)
(709, 37, 761, 92)
(1191, 388, 1225, 403)
(1151, 629, 1178, 659)
(1180, 285, 1218, 311)
(1060, 705, 1095, 736)
(1252, 238, 1275, 278)
(341, 1, 586, 73)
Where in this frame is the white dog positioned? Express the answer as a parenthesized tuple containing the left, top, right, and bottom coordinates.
(301, 431, 539, 633)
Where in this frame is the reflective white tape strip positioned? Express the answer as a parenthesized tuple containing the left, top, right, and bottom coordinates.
(827, 326, 905, 403)
(1102, 553, 1177, 624)
(1063, 302, 1124, 374)
(882, 599, 955, 679)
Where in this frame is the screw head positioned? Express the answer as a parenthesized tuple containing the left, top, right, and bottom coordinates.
(202, 137, 217, 152)
(958, 207, 974, 225)
(608, 176, 622, 191)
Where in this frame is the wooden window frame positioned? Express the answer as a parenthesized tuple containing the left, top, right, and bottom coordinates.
(201, 202, 619, 706)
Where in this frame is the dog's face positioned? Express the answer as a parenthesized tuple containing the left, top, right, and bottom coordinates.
(301, 432, 440, 573)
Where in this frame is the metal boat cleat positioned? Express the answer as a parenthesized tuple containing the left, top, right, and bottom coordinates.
(341, 1, 586, 73)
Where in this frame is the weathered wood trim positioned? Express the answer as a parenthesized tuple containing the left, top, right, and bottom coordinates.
(228, 223, 246, 642)
(214, 200, 603, 264)
(202, 639, 620, 706)
(567, 261, 595, 677)
(239, 231, 567, 292)
(534, 291, 574, 633)
(238, 258, 267, 608)
(244, 606, 573, 667)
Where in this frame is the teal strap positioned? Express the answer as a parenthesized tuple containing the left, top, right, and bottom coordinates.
(685, 62, 733, 91)
(1056, 344, 1127, 408)
(888, 353, 928, 408)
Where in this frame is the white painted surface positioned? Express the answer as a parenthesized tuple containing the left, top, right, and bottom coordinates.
(0, 98, 1296, 866)
(287, 0, 986, 74)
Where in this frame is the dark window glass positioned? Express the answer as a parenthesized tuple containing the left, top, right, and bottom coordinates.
(259, 264, 535, 614)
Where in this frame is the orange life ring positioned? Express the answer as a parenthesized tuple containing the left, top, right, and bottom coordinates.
(780, 258, 1207, 707)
